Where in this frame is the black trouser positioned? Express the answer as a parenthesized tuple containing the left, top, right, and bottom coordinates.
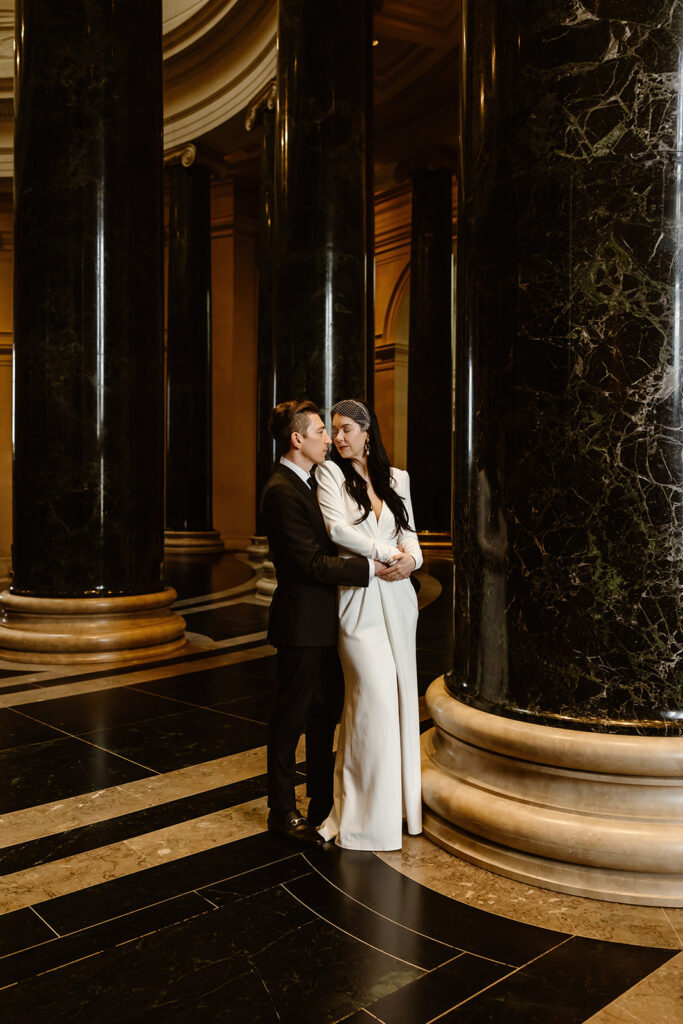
(267, 645, 344, 818)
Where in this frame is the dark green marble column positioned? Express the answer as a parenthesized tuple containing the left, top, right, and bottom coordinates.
(407, 167, 453, 538)
(451, 0, 683, 733)
(246, 84, 277, 585)
(165, 156, 223, 553)
(364, 6, 376, 411)
(275, 0, 374, 413)
(421, 0, 683, 907)
(250, 89, 277, 534)
(4, 0, 184, 659)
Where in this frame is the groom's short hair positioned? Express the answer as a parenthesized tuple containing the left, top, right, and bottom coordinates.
(269, 399, 319, 456)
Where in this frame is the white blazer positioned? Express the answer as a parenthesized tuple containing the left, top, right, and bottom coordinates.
(315, 460, 423, 571)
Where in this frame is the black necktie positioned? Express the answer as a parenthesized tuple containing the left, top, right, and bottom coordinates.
(308, 472, 318, 493)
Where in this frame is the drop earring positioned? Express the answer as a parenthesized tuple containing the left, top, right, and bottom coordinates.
(364, 438, 370, 456)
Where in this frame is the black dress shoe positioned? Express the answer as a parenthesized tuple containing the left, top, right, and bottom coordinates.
(267, 809, 324, 845)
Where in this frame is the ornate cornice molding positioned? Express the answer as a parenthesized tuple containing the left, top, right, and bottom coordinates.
(165, 142, 199, 168)
(245, 79, 276, 132)
(0, 0, 457, 179)
(164, 141, 231, 177)
(163, 0, 239, 55)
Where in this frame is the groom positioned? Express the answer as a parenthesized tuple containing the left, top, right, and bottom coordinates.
(261, 399, 379, 844)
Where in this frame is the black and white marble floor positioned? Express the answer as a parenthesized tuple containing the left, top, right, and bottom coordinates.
(0, 552, 680, 1023)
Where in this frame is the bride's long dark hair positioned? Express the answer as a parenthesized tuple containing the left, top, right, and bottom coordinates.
(328, 400, 414, 536)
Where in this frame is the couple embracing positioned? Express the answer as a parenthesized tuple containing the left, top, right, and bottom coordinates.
(261, 398, 423, 852)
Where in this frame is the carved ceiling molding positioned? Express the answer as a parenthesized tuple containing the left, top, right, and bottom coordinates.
(162, 0, 277, 148)
(163, 0, 241, 56)
(0, 0, 457, 178)
(0, 0, 12, 179)
(375, 0, 458, 46)
(374, 0, 459, 108)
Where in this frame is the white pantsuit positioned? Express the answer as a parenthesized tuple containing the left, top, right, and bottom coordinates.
(316, 460, 423, 851)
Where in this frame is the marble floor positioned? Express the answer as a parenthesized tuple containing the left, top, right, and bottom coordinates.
(0, 551, 680, 1023)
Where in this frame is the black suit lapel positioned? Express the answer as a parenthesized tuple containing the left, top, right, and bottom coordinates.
(276, 462, 319, 508)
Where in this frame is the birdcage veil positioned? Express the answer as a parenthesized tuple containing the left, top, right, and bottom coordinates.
(330, 399, 371, 431)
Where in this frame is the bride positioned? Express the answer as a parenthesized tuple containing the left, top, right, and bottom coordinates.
(315, 398, 423, 850)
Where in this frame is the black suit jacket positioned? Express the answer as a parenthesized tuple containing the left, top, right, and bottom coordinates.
(260, 462, 370, 647)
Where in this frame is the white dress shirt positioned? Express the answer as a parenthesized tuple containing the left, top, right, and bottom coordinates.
(280, 455, 314, 487)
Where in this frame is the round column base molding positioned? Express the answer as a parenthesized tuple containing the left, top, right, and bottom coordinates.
(422, 677, 683, 907)
(422, 809, 683, 907)
(253, 559, 277, 605)
(246, 535, 270, 565)
(0, 588, 186, 664)
(164, 530, 225, 553)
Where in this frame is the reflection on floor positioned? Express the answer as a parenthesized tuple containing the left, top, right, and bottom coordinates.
(0, 551, 680, 1023)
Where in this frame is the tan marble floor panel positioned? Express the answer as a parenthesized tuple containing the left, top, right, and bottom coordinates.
(584, 951, 683, 1023)
(122, 794, 275, 864)
(0, 643, 275, 708)
(379, 836, 683, 949)
(0, 787, 154, 850)
(664, 909, 683, 945)
(181, 595, 266, 615)
(0, 788, 302, 915)
(173, 577, 259, 609)
(0, 843, 153, 914)
(212, 630, 268, 648)
(0, 738, 307, 848)
(0, 669, 73, 690)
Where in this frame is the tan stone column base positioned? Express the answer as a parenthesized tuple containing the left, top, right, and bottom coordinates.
(164, 530, 225, 553)
(0, 588, 186, 663)
(253, 559, 277, 605)
(246, 535, 269, 566)
(422, 676, 683, 907)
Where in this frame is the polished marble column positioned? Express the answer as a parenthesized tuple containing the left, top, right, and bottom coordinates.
(422, 0, 683, 904)
(247, 84, 277, 594)
(3, 0, 184, 660)
(364, 12, 376, 412)
(165, 151, 223, 554)
(249, 86, 277, 539)
(275, 0, 374, 413)
(407, 167, 453, 540)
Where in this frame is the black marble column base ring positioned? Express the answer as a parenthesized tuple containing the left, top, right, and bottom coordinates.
(0, 587, 186, 663)
(421, 678, 683, 907)
(164, 530, 225, 554)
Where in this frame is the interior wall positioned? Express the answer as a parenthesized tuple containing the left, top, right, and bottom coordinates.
(374, 183, 412, 468)
(210, 177, 258, 548)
